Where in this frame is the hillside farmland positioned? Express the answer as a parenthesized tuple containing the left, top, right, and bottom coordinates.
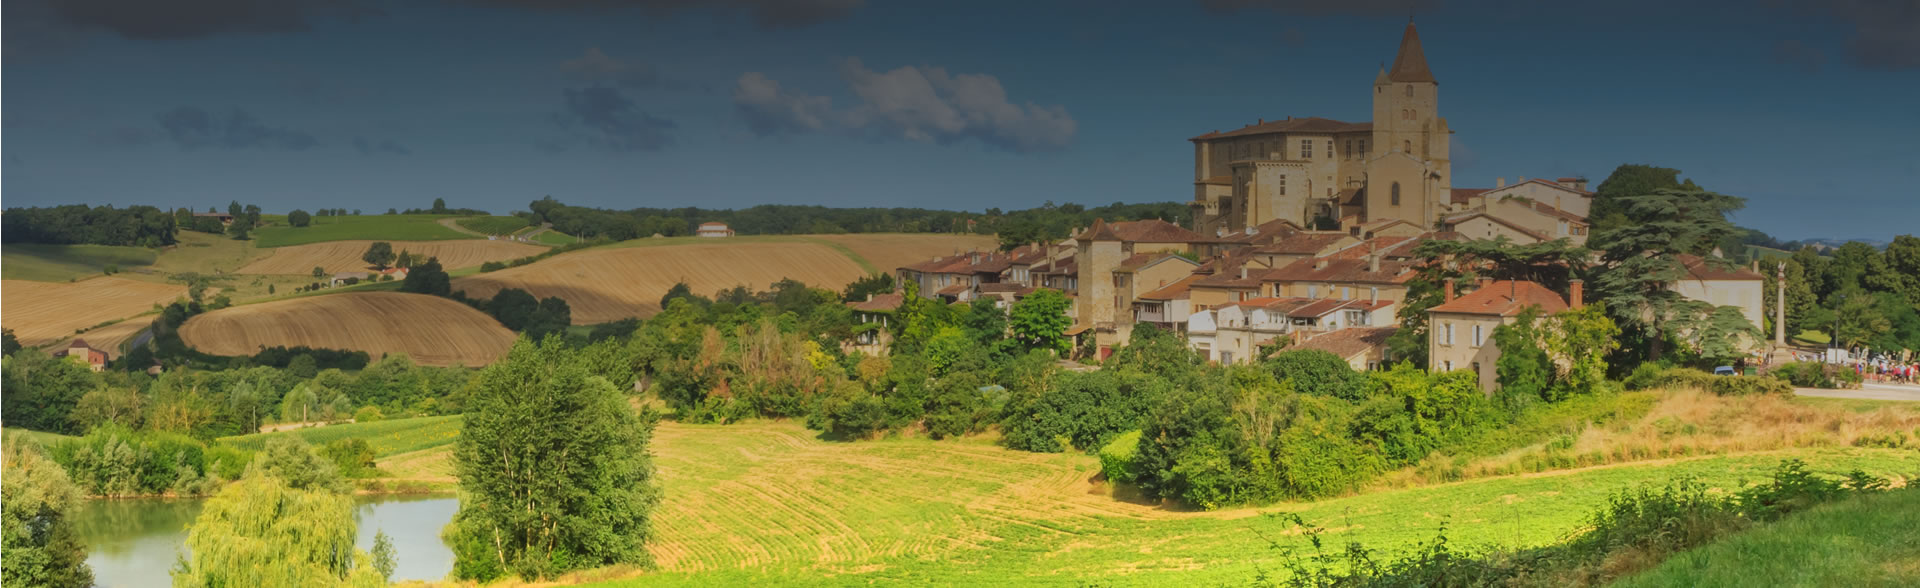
(177, 292, 514, 366)
(452, 234, 1001, 323)
(236, 239, 545, 275)
(1, 278, 185, 346)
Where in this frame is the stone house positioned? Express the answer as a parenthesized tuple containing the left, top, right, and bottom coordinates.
(1426, 279, 1578, 394)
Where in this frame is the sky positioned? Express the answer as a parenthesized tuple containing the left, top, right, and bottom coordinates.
(4, 0, 1917, 241)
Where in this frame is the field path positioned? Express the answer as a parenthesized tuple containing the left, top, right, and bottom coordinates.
(437, 217, 488, 237)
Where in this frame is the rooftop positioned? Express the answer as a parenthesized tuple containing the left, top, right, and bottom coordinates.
(1291, 326, 1399, 359)
(1190, 116, 1372, 142)
(1427, 280, 1568, 317)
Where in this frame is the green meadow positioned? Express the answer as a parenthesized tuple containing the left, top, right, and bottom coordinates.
(251, 214, 472, 247)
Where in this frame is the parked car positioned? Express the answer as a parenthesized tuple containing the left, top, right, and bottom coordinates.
(1713, 366, 1738, 376)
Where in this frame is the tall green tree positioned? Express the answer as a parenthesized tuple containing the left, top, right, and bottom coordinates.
(1008, 288, 1072, 355)
(362, 241, 395, 270)
(1869, 235, 1920, 310)
(446, 338, 661, 581)
(171, 469, 389, 586)
(399, 257, 450, 297)
(1588, 183, 1745, 361)
(1588, 164, 1695, 235)
(1, 439, 94, 588)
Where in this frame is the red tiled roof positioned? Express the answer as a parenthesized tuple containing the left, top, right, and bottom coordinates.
(1387, 22, 1436, 83)
(1428, 280, 1568, 316)
(1450, 188, 1490, 205)
(1137, 274, 1205, 301)
(846, 293, 904, 312)
(1292, 326, 1398, 359)
(1108, 219, 1202, 243)
(1115, 252, 1196, 272)
(1190, 116, 1372, 141)
(1210, 218, 1303, 244)
(1678, 254, 1765, 281)
(1233, 297, 1315, 312)
(935, 284, 971, 296)
(1264, 257, 1417, 285)
(1440, 212, 1553, 242)
(1254, 232, 1352, 255)
(1287, 298, 1353, 318)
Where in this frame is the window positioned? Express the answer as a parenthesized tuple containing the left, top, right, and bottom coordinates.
(1472, 324, 1484, 346)
(1308, 285, 1318, 298)
(1390, 182, 1401, 206)
(1300, 139, 1312, 159)
(1558, 219, 1569, 235)
(1443, 360, 1453, 371)
(1359, 139, 1367, 154)
(1278, 174, 1287, 195)
(1344, 140, 1352, 158)
(1403, 139, 1412, 153)
(1444, 323, 1454, 345)
(1342, 287, 1351, 300)
(1405, 84, 1413, 97)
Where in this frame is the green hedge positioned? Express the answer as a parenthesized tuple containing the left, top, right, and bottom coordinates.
(1099, 430, 1142, 483)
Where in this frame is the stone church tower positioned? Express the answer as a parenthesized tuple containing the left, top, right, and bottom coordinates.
(1364, 22, 1452, 228)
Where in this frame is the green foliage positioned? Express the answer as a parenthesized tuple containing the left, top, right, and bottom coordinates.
(319, 438, 379, 478)
(361, 241, 395, 270)
(1588, 175, 1746, 362)
(219, 415, 464, 459)
(1001, 369, 1168, 453)
(1008, 288, 1073, 355)
(1264, 349, 1366, 402)
(2, 203, 177, 247)
(1098, 430, 1143, 483)
(45, 424, 231, 497)
(399, 256, 451, 297)
(287, 209, 311, 227)
(253, 213, 470, 247)
(448, 338, 661, 581)
(171, 472, 387, 586)
(1493, 308, 1556, 402)
(1, 438, 94, 588)
(2, 349, 100, 434)
(254, 436, 351, 494)
(455, 215, 531, 235)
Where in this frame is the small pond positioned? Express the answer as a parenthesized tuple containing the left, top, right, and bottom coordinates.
(75, 494, 458, 587)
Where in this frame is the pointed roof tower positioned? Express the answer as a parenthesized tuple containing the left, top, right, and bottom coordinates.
(1374, 65, 1390, 86)
(1387, 21, 1436, 84)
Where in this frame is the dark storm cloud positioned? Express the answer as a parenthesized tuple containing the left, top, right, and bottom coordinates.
(732, 58, 1077, 153)
(156, 107, 320, 151)
(560, 48, 659, 87)
(552, 86, 676, 152)
(1198, 0, 1439, 16)
(353, 136, 411, 156)
(469, 0, 865, 29)
(27, 0, 377, 40)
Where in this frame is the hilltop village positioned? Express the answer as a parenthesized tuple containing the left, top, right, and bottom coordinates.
(892, 22, 1767, 393)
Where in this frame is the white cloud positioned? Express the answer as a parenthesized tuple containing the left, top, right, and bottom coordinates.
(731, 58, 1076, 152)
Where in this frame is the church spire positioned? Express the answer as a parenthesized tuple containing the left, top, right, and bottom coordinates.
(1374, 64, 1389, 86)
(1387, 21, 1436, 83)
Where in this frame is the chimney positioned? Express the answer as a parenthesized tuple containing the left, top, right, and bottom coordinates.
(970, 252, 980, 265)
(867, 292, 875, 302)
(1569, 279, 1584, 309)
(1478, 276, 1492, 289)
(1496, 177, 1507, 188)
(1444, 279, 1456, 302)
(1368, 253, 1380, 273)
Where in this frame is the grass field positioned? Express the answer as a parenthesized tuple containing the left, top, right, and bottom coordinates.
(451, 234, 1002, 323)
(1, 278, 185, 346)
(532, 229, 578, 246)
(1615, 486, 1920, 587)
(219, 415, 463, 458)
(454, 216, 530, 236)
(177, 292, 515, 366)
(563, 421, 1920, 586)
(235, 239, 545, 275)
(0, 244, 158, 282)
(2, 427, 80, 448)
(451, 241, 872, 323)
(252, 215, 472, 248)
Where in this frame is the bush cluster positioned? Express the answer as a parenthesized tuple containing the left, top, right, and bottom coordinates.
(44, 425, 248, 497)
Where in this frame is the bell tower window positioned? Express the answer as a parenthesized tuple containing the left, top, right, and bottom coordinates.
(1390, 182, 1401, 206)
(1404, 84, 1413, 97)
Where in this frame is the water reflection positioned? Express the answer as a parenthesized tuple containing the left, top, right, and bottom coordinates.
(75, 494, 457, 587)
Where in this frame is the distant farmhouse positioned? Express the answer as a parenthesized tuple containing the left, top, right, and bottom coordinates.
(697, 222, 735, 238)
(53, 339, 108, 372)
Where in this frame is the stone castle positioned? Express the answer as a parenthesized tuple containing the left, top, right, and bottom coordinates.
(1189, 21, 1451, 236)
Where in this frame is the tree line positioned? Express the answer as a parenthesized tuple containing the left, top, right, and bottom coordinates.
(517, 196, 1190, 244)
(1, 204, 177, 247)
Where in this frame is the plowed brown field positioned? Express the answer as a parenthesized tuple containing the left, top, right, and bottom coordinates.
(2, 278, 185, 346)
(50, 318, 156, 358)
(177, 292, 514, 366)
(451, 242, 871, 323)
(236, 239, 544, 275)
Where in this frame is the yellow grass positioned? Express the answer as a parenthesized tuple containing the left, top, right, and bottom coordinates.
(236, 239, 546, 275)
(49, 318, 156, 358)
(451, 242, 871, 323)
(1, 278, 184, 346)
(805, 233, 1000, 274)
(177, 292, 515, 366)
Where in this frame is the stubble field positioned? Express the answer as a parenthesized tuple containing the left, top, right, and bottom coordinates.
(177, 292, 515, 366)
(1, 278, 185, 346)
(236, 239, 546, 275)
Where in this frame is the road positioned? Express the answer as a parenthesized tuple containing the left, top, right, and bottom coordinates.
(1795, 381, 1920, 402)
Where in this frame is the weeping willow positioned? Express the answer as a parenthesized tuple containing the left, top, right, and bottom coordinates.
(171, 472, 388, 587)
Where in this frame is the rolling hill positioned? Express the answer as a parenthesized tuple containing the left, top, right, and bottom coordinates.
(177, 292, 515, 366)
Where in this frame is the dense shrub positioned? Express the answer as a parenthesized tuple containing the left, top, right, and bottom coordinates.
(46, 425, 237, 497)
(1707, 374, 1793, 396)
(1099, 430, 1142, 483)
(1264, 350, 1366, 402)
(1000, 369, 1168, 453)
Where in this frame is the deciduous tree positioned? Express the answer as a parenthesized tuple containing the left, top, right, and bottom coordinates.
(362, 242, 395, 270)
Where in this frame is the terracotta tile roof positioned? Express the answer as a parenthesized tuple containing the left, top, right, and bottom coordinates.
(1450, 188, 1490, 205)
(1254, 232, 1352, 255)
(935, 284, 971, 296)
(1427, 280, 1568, 316)
(1678, 254, 1765, 281)
(900, 250, 1019, 275)
(66, 338, 98, 351)
(1115, 252, 1197, 273)
(1234, 297, 1315, 312)
(1439, 211, 1553, 242)
(1292, 326, 1398, 359)
(1528, 201, 1589, 224)
(1197, 175, 1232, 186)
(1190, 116, 1372, 141)
(1387, 22, 1437, 83)
(846, 293, 904, 312)
(1194, 265, 1270, 288)
(1107, 219, 1202, 243)
(1137, 274, 1205, 301)
(1264, 257, 1417, 285)
(1287, 298, 1353, 318)
(1210, 219, 1303, 244)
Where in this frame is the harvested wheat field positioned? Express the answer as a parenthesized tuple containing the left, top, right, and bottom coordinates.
(50, 318, 156, 357)
(452, 242, 871, 323)
(177, 292, 514, 366)
(806, 233, 1000, 273)
(2, 278, 185, 346)
(236, 239, 545, 275)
